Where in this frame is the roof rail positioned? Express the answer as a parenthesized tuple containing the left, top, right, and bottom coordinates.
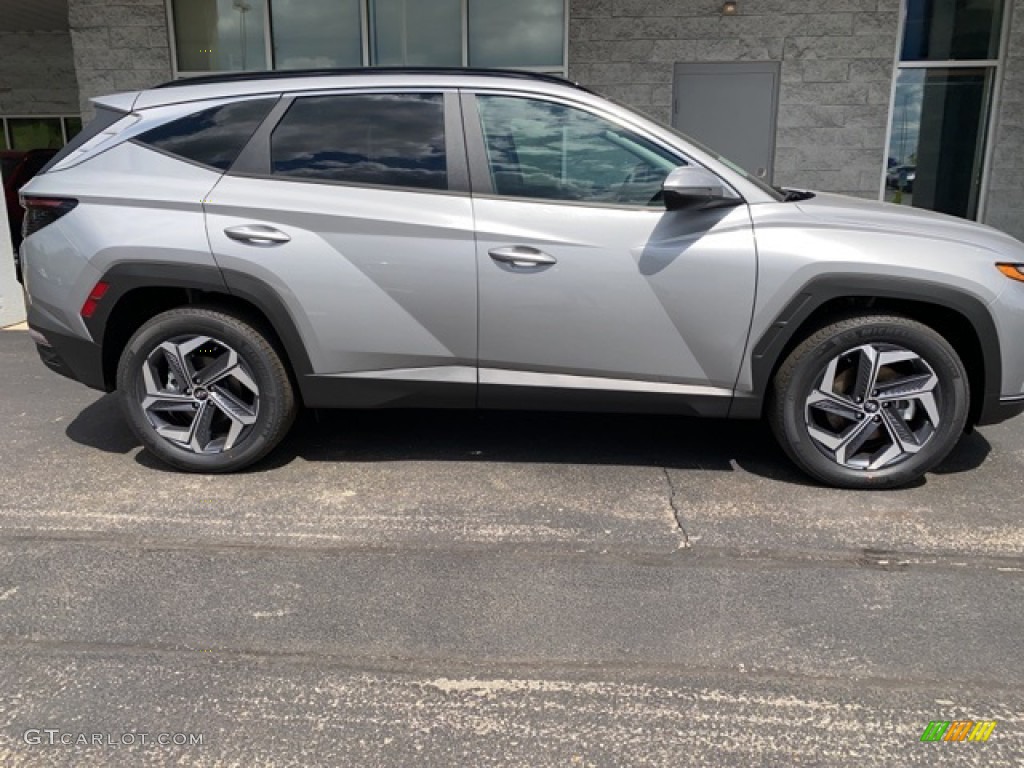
(154, 67, 588, 92)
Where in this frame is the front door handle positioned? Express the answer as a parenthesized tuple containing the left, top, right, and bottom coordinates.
(488, 246, 557, 268)
(224, 225, 291, 246)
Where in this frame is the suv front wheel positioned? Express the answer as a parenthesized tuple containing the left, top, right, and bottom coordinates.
(769, 315, 970, 489)
(116, 307, 297, 473)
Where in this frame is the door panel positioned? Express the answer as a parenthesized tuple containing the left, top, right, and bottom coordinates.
(474, 199, 758, 411)
(466, 91, 759, 414)
(204, 89, 478, 408)
(206, 177, 477, 381)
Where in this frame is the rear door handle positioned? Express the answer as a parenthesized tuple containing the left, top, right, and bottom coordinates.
(488, 246, 557, 267)
(224, 225, 291, 246)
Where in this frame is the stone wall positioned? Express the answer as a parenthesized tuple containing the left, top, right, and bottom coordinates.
(68, 0, 172, 119)
(568, 0, 901, 198)
(984, 0, 1024, 240)
(0, 31, 79, 116)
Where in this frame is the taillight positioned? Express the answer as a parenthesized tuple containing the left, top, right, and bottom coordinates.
(80, 281, 110, 319)
(20, 197, 78, 240)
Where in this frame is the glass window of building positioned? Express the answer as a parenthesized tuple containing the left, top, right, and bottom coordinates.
(884, 0, 1006, 219)
(370, 0, 462, 67)
(8, 118, 64, 150)
(469, 0, 565, 69)
(272, 0, 362, 69)
(65, 117, 83, 141)
(901, 0, 1003, 61)
(0, 117, 83, 152)
(169, 0, 568, 75)
(172, 0, 268, 72)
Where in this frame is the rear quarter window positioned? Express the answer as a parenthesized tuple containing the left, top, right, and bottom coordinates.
(135, 98, 277, 171)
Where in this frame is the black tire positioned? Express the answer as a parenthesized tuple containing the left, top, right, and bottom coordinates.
(768, 315, 969, 489)
(116, 307, 297, 473)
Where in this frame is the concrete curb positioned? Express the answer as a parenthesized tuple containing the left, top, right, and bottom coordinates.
(1, 322, 28, 331)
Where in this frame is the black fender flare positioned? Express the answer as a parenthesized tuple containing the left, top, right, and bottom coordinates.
(732, 274, 1001, 423)
(87, 261, 314, 388)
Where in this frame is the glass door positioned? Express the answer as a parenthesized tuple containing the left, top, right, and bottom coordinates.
(882, 0, 1006, 220)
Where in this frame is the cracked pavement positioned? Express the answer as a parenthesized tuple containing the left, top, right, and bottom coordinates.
(1, 329, 1022, 766)
(661, 466, 690, 549)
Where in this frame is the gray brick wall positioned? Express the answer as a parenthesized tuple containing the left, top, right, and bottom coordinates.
(984, 0, 1024, 240)
(569, 0, 900, 198)
(68, 0, 172, 119)
(0, 32, 79, 115)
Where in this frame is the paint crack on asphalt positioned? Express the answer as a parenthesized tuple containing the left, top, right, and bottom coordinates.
(662, 467, 691, 550)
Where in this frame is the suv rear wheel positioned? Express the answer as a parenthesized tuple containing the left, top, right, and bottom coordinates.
(116, 307, 297, 473)
(769, 315, 970, 489)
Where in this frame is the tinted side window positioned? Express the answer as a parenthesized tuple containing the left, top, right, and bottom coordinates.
(475, 95, 681, 206)
(270, 93, 448, 191)
(137, 98, 276, 171)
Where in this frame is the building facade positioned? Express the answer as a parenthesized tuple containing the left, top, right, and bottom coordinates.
(0, 0, 1021, 238)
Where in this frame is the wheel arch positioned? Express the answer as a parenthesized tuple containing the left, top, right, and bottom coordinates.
(735, 275, 1000, 427)
(87, 263, 313, 398)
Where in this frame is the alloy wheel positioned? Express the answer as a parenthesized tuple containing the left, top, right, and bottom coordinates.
(804, 343, 941, 471)
(139, 336, 260, 454)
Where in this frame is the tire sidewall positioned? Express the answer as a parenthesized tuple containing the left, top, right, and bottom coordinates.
(778, 320, 969, 488)
(116, 310, 292, 473)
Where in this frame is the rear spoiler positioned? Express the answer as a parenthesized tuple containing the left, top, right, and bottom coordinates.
(92, 91, 141, 113)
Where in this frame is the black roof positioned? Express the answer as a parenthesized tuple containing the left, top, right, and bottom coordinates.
(155, 67, 587, 92)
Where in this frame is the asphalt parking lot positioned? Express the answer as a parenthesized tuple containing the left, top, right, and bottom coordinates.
(1, 326, 1023, 766)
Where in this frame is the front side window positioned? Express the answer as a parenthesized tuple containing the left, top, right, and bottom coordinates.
(475, 95, 680, 206)
(136, 99, 276, 170)
(270, 93, 448, 191)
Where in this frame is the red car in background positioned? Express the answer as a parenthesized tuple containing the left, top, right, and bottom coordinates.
(2, 148, 58, 281)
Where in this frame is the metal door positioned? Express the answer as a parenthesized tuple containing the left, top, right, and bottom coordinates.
(672, 62, 781, 183)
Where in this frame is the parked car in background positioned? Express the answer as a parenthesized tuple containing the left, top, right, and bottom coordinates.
(1, 151, 23, 182)
(885, 164, 916, 193)
(16, 68, 1024, 488)
(1, 150, 26, 231)
(2, 148, 57, 280)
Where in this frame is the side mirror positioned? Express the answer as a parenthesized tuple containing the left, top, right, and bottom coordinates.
(662, 166, 739, 211)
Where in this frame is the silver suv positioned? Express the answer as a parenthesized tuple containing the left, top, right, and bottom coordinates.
(18, 68, 1024, 488)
